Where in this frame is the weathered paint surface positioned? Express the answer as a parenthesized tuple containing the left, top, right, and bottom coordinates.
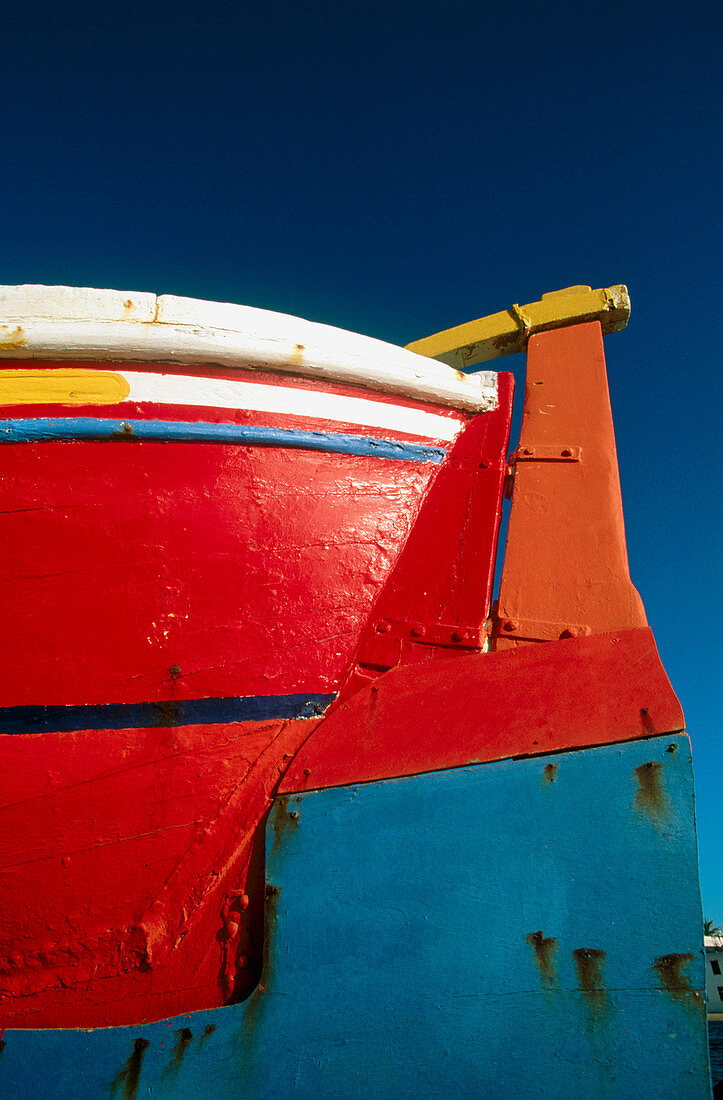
(0, 715, 320, 1027)
(0, 366, 511, 711)
(0, 285, 498, 410)
(406, 283, 630, 366)
(282, 627, 683, 792)
(0, 358, 512, 1026)
(340, 372, 514, 696)
(0, 436, 432, 706)
(494, 321, 647, 647)
(0, 735, 709, 1098)
(0, 288, 708, 1095)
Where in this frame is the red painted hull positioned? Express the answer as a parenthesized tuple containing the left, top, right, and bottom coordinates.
(0, 360, 513, 1026)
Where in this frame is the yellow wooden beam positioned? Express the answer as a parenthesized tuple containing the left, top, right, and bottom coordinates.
(405, 284, 630, 368)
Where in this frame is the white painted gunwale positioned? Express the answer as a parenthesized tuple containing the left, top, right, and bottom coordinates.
(0, 286, 498, 413)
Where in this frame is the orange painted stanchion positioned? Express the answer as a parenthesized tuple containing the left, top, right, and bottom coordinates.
(494, 321, 647, 648)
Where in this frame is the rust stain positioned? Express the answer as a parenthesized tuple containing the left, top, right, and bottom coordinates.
(652, 953, 699, 1007)
(639, 707, 657, 735)
(199, 1023, 216, 1048)
(110, 1037, 150, 1100)
(162, 1027, 193, 1080)
(0, 325, 28, 350)
(269, 795, 301, 859)
(633, 760, 668, 824)
(542, 762, 558, 785)
(290, 343, 306, 369)
(526, 931, 558, 988)
(572, 948, 608, 1019)
(236, 880, 280, 1066)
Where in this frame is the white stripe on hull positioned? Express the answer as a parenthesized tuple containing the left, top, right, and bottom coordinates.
(121, 371, 463, 441)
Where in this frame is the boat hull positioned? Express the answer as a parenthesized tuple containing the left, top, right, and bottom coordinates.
(0, 734, 709, 1098)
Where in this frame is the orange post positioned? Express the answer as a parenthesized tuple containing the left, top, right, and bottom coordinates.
(494, 321, 647, 648)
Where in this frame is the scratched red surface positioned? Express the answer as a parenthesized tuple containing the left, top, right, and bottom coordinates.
(0, 716, 320, 1027)
(0, 440, 434, 707)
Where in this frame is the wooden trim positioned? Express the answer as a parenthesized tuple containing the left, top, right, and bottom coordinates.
(406, 284, 630, 367)
(0, 286, 497, 412)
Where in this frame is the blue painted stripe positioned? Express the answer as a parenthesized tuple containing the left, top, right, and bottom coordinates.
(0, 693, 335, 735)
(0, 418, 447, 463)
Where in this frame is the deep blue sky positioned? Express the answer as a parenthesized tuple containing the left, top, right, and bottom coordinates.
(3, 2, 720, 917)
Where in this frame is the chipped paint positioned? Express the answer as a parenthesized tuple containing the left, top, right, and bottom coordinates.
(0, 285, 498, 411)
(0, 324, 28, 350)
(542, 761, 558, 784)
(407, 284, 630, 368)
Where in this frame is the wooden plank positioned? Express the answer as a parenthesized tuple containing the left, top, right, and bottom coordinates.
(406, 283, 630, 367)
(0, 285, 498, 410)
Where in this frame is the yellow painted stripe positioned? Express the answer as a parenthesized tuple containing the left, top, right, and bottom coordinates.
(0, 369, 130, 406)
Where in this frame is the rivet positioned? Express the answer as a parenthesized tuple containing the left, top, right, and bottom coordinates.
(667, 743, 678, 754)
(289, 810, 299, 820)
(303, 768, 311, 776)
(522, 447, 533, 456)
(410, 626, 425, 638)
(561, 448, 573, 457)
(376, 620, 391, 634)
(503, 621, 517, 632)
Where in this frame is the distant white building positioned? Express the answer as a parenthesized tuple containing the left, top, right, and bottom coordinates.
(705, 934, 723, 1016)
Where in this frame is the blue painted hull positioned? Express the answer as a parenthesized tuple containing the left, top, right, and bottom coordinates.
(1, 734, 710, 1098)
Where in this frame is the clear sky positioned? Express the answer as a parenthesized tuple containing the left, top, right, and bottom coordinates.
(3, 2, 720, 917)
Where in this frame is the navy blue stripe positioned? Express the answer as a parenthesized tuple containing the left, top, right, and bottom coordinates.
(0, 418, 446, 463)
(0, 693, 335, 735)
